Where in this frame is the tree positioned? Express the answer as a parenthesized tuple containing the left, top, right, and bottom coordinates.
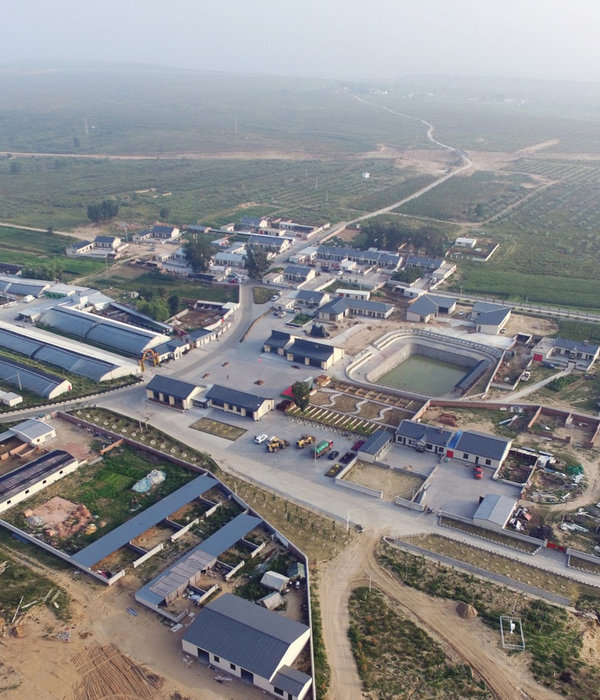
(87, 199, 119, 224)
(159, 207, 170, 220)
(168, 293, 181, 316)
(184, 238, 214, 273)
(291, 380, 311, 413)
(46, 226, 54, 235)
(245, 246, 270, 280)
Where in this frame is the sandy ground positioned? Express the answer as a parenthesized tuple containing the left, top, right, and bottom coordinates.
(344, 462, 424, 501)
(0, 564, 266, 700)
(503, 313, 558, 337)
(319, 535, 562, 700)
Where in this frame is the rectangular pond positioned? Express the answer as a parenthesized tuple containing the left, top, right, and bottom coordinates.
(378, 354, 468, 395)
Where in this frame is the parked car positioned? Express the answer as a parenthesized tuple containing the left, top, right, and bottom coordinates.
(340, 451, 355, 465)
(328, 450, 340, 461)
(474, 466, 483, 479)
(352, 439, 365, 451)
(254, 434, 268, 444)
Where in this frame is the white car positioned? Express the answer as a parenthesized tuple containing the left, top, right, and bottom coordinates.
(254, 434, 268, 444)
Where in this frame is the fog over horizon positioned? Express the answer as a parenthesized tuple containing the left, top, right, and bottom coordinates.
(3, 0, 600, 84)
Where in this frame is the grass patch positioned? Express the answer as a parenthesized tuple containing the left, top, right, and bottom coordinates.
(189, 417, 247, 441)
(5, 445, 197, 553)
(377, 540, 600, 698)
(348, 586, 490, 698)
(0, 546, 71, 622)
(252, 286, 275, 304)
(406, 533, 596, 603)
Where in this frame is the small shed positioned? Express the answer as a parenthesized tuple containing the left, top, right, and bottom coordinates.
(357, 429, 393, 464)
(473, 494, 517, 533)
(260, 570, 290, 592)
(258, 591, 284, 610)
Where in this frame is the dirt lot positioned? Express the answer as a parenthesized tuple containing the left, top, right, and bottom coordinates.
(344, 462, 424, 501)
(319, 536, 558, 700)
(49, 416, 97, 462)
(503, 312, 558, 337)
(0, 567, 266, 700)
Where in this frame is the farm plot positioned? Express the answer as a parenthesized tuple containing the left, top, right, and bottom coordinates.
(398, 170, 539, 222)
(343, 461, 424, 501)
(3, 445, 196, 553)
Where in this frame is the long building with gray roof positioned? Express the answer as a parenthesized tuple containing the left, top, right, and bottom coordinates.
(0, 355, 71, 398)
(38, 305, 170, 357)
(0, 324, 138, 381)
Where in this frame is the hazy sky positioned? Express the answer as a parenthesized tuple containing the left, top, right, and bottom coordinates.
(3, 0, 599, 82)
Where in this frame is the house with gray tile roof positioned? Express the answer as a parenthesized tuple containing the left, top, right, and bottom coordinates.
(146, 375, 203, 409)
(182, 593, 312, 700)
(205, 384, 274, 421)
(316, 297, 394, 322)
(447, 430, 512, 470)
(395, 420, 453, 454)
(357, 429, 393, 463)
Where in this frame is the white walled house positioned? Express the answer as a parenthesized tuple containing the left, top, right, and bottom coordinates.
(182, 593, 312, 700)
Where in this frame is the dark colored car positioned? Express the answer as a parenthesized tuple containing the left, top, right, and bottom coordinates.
(340, 451, 355, 465)
(352, 439, 365, 451)
(328, 450, 339, 461)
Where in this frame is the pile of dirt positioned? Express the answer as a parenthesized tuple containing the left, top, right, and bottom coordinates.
(456, 602, 478, 619)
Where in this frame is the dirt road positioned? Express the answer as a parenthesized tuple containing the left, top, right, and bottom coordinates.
(319, 535, 560, 700)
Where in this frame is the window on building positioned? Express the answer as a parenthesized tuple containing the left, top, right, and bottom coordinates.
(274, 689, 284, 697)
(463, 453, 469, 459)
(230, 663, 236, 670)
(213, 655, 220, 663)
(485, 459, 491, 466)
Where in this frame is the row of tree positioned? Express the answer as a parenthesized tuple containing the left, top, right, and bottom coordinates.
(361, 220, 449, 257)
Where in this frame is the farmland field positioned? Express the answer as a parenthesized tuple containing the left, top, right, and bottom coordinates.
(0, 155, 433, 230)
(398, 170, 540, 221)
(3, 68, 600, 310)
(0, 225, 105, 278)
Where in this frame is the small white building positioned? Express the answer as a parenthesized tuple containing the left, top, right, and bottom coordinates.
(10, 419, 56, 446)
(455, 237, 477, 248)
(261, 570, 290, 592)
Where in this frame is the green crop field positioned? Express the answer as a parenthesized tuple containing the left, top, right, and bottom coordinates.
(0, 155, 432, 231)
(0, 225, 105, 279)
(398, 170, 539, 221)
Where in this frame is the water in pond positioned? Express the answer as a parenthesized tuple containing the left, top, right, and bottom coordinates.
(378, 354, 468, 395)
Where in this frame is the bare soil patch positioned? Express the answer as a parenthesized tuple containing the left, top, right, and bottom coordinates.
(344, 462, 424, 501)
(189, 417, 246, 441)
(504, 312, 558, 337)
(29, 496, 81, 528)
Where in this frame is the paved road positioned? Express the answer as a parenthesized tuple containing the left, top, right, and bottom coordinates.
(385, 537, 571, 607)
